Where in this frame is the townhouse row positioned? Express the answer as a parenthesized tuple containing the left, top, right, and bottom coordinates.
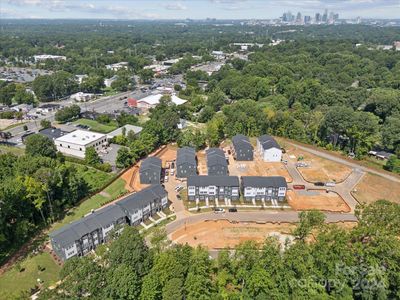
(187, 175, 287, 202)
(49, 185, 168, 261)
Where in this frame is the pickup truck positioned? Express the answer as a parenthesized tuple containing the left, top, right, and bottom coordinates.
(293, 185, 305, 190)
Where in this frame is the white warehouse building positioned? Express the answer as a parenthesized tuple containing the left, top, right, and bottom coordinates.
(257, 135, 282, 162)
(55, 130, 108, 159)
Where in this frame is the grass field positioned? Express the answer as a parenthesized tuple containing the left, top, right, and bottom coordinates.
(72, 118, 118, 133)
(352, 173, 400, 205)
(65, 162, 114, 192)
(0, 252, 61, 300)
(50, 178, 127, 232)
(0, 144, 25, 156)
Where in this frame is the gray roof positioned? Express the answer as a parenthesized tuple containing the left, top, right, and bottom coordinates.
(188, 175, 239, 187)
(93, 205, 126, 227)
(376, 151, 394, 158)
(38, 128, 67, 140)
(140, 157, 162, 172)
(258, 135, 280, 150)
(206, 148, 227, 168)
(232, 134, 253, 151)
(242, 176, 287, 188)
(176, 147, 196, 166)
(116, 184, 166, 214)
(107, 124, 143, 138)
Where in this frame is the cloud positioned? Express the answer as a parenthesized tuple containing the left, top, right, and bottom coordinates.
(164, 2, 187, 10)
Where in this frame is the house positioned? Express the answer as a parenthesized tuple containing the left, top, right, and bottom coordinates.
(368, 151, 394, 160)
(104, 75, 118, 88)
(106, 62, 128, 71)
(49, 204, 127, 261)
(242, 176, 287, 202)
(37, 103, 61, 114)
(176, 147, 197, 178)
(232, 134, 253, 161)
(206, 148, 228, 175)
(38, 127, 68, 140)
(139, 156, 162, 184)
(127, 98, 138, 108)
(212, 51, 225, 60)
(55, 130, 108, 159)
(75, 74, 88, 84)
(257, 135, 282, 162)
(187, 175, 240, 203)
(116, 184, 168, 226)
(33, 55, 66, 62)
(137, 93, 187, 111)
(70, 92, 94, 102)
(107, 124, 143, 139)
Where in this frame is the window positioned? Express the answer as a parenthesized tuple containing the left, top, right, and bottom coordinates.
(60, 143, 62, 146)
(79, 148, 82, 151)
(67, 145, 70, 148)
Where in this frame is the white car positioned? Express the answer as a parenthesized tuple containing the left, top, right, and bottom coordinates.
(164, 175, 169, 182)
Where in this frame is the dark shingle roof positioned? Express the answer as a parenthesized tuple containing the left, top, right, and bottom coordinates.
(140, 157, 162, 172)
(93, 205, 126, 227)
(242, 176, 287, 188)
(258, 135, 280, 150)
(176, 147, 196, 166)
(116, 184, 166, 214)
(187, 175, 239, 187)
(206, 148, 227, 168)
(232, 134, 253, 151)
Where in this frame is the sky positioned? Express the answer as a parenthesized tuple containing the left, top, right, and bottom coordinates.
(1, 0, 399, 20)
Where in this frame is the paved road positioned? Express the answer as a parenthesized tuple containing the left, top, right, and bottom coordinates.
(288, 142, 400, 184)
(166, 211, 357, 235)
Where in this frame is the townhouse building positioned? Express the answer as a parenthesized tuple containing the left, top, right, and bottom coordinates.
(231, 134, 254, 161)
(176, 146, 197, 178)
(206, 148, 228, 176)
(242, 176, 287, 202)
(140, 156, 162, 184)
(187, 175, 240, 202)
(257, 135, 282, 162)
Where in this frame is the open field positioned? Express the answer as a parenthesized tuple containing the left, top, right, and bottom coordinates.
(50, 178, 127, 231)
(280, 139, 352, 183)
(287, 190, 350, 212)
(352, 173, 400, 204)
(171, 220, 296, 249)
(65, 162, 113, 192)
(72, 118, 118, 133)
(0, 251, 61, 300)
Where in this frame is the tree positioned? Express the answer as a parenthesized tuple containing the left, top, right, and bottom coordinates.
(0, 83, 16, 105)
(40, 119, 51, 129)
(25, 134, 57, 158)
(116, 147, 133, 168)
(81, 75, 104, 93)
(382, 117, 400, 152)
(139, 69, 154, 84)
(85, 147, 101, 166)
(14, 85, 35, 104)
(105, 264, 141, 300)
(384, 155, 400, 174)
(55, 104, 81, 123)
(293, 210, 325, 240)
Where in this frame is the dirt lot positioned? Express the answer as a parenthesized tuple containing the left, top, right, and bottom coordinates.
(280, 140, 352, 183)
(0, 119, 19, 130)
(157, 145, 177, 168)
(197, 150, 208, 175)
(227, 152, 292, 182)
(171, 220, 296, 249)
(287, 190, 350, 212)
(352, 173, 400, 204)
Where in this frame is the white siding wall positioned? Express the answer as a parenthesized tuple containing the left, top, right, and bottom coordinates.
(56, 136, 107, 159)
(262, 147, 282, 162)
(64, 243, 78, 259)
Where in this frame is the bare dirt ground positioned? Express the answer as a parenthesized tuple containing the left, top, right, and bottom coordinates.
(157, 145, 177, 168)
(171, 220, 296, 249)
(0, 119, 20, 130)
(120, 166, 137, 192)
(287, 190, 351, 212)
(197, 150, 208, 175)
(352, 173, 400, 204)
(281, 140, 352, 183)
(227, 153, 292, 182)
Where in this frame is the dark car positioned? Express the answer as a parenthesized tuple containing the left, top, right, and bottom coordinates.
(228, 208, 237, 213)
(314, 182, 325, 186)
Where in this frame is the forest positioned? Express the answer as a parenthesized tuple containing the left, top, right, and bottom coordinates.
(31, 201, 400, 300)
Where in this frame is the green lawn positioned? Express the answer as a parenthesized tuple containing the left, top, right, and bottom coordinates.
(72, 118, 118, 133)
(50, 178, 127, 232)
(0, 252, 61, 300)
(0, 144, 25, 156)
(65, 162, 114, 192)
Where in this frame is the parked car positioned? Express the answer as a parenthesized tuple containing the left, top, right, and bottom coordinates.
(164, 175, 169, 182)
(314, 182, 325, 186)
(176, 194, 181, 200)
(214, 207, 225, 213)
(175, 185, 183, 192)
(170, 169, 175, 176)
(325, 182, 336, 187)
(228, 208, 237, 213)
(293, 185, 305, 190)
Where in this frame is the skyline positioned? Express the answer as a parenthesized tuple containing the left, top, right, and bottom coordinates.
(1, 0, 400, 20)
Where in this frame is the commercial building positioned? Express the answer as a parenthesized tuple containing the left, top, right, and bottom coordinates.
(38, 127, 68, 141)
(116, 184, 168, 226)
(49, 185, 168, 261)
(70, 92, 94, 102)
(139, 156, 162, 184)
(55, 130, 108, 159)
(242, 176, 287, 202)
(231, 134, 253, 161)
(33, 55, 66, 62)
(106, 62, 128, 71)
(206, 148, 228, 175)
(107, 124, 143, 139)
(137, 94, 187, 111)
(187, 175, 240, 202)
(257, 135, 282, 162)
(176, 147, 197, 178)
